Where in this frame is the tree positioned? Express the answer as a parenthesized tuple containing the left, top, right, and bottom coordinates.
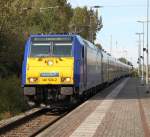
(95, 43, 102, 49)
(0, 0, 73, 77)
(0, 0, 103, 78)
(24, 0, 73, 34)
(119, 58, 127, 64)
(70, 7, 90, 39)
(118, 57, 133, 66)
(70, 7, 102, 40)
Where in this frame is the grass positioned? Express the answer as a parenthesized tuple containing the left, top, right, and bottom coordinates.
(0, 76, 28, 120)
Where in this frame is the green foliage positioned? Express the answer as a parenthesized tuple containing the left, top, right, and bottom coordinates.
(0, 0, 103, 119)
(0, 76, 28, 120)
(0, 1, 102, 77)
(95, 43, 102, 49)
(118, 57, 133, 66)
(0, 0, 73, 78)
(119, 58, 127, 64)
(70, 7, 90, 39)
(70, 7, 102, 40)
(132, 69, 138, 77)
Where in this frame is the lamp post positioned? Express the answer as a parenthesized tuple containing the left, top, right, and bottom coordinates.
(137, 21, 145, 85)
(146, 0, 149, 93)
(89, 6, 103, 43)
(136, 32, 144, 78)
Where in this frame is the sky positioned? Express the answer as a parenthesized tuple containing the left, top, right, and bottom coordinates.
(68, 0, 148, 67)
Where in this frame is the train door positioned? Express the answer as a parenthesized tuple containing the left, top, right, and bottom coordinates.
(82, 46, 87, 88)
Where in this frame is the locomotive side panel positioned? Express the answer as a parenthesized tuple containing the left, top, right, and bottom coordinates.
(85, 42, 102, 90)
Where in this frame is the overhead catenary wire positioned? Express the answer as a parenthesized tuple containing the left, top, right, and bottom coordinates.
(100, 5, 147, 8)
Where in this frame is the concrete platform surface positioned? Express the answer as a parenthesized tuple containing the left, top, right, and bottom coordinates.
(37, 78, 150, 137)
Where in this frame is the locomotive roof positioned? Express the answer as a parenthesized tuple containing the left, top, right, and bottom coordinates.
(30, 34, 78, 38)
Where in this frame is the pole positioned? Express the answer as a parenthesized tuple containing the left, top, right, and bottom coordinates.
(89, 11, 93, 42)
(136, 20, 150, 84)
(139, 34, 141, 78)
(142, 23, 145, 85)
(138, 61, 140, 77)
(136, 33, 143, 78)
(146, 0, 149, 93)
(110, 35, 112, 54)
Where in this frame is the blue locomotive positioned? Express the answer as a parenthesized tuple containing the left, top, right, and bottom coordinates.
(22, 34, 132, 105)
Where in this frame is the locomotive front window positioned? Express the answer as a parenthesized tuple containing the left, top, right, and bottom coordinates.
(30, 45, 51, 57)
(53, 43, 72, 56)
(30, 42, 72, 57)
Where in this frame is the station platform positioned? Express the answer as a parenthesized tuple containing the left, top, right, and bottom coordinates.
(37, 78, 150, 137)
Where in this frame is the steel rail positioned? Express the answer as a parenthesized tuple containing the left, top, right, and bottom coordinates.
(0, 106, 70, 137)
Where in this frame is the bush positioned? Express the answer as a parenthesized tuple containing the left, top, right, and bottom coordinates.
(0, 76, 28, 120)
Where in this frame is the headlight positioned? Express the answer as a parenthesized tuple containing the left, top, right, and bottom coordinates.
(28, 77, 38, 83)
(48, 61, 53, 66)
(61, 77, 71, 82)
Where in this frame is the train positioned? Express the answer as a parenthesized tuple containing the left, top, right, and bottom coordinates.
(22, 34, 132, 106)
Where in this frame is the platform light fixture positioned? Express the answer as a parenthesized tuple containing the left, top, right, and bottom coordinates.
(89, 5, 103, 43)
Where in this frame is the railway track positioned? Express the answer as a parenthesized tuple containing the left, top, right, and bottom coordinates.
(0, 107, 68, 137)
(0, 80, 121, 137)
(0, 87, 101, 137)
